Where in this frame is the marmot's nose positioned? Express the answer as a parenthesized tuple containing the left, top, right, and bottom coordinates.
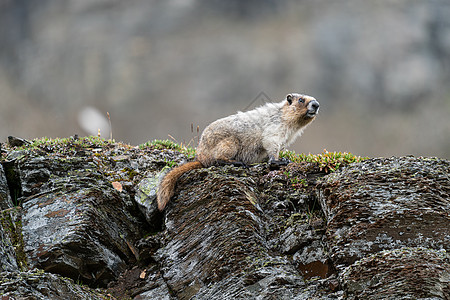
(310, 100, 320, 111)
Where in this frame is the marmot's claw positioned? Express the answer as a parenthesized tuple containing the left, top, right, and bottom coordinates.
(279, 157, 291, 163)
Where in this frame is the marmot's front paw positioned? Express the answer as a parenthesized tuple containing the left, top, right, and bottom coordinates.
(268, 157, 290, 169)
(217, 160, 249, 168)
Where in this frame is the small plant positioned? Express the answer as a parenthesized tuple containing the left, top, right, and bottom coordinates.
(164, 159, 178, 168)
(305, 198, 319, 222)
(283, 170, 308, 189)
(292, 177, 308, 187)
(280, 149, 367, 173)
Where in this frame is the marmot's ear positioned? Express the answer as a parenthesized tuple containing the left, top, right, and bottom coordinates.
(286, 94, 292, 105)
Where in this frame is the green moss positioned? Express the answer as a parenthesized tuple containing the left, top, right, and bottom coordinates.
(139, 139, 196, 159)
(122, 167, 139, 180)
(280, 149, 368, 173)
(0, 207, 27, 271)
(17, 136, 114, 150)
(2, 136, 122, 160)
(284, 213, 308, 228)
(244, 253, 289, 273)
(140, 139, 180, 150)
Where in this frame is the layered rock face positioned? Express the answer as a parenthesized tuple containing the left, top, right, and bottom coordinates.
(0, 138, 448, 299)
(318, 157, 450, 299)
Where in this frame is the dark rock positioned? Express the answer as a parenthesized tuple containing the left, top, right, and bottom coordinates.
(109, 265, 172, 299)
(21, 179, 141, 287)
(10, 144, 156, 287)
(0, 163, 13, 210)
(1, 138, 449, 299)
(8, 136, 30, 147)
(318, 156, 450, 298)
(156, 165, 333, 299)
(135, 233, 162, 266)
(0, 269, 110, 299)
(341, 247, 450, 299)
(318, 157, 450, 269)
(294, 240, 334, 279)
(158, 167, 268, 297)
(277, 223, 315, 254)
(0, 208, 20, 273)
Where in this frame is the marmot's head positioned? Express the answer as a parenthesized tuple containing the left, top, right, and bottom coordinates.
(284, 93, 320, 126)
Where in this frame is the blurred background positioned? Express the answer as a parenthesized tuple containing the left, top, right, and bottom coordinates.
(1, 0, 449, 158)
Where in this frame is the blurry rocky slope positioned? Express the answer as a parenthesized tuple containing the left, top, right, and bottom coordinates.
(0, 137, 449, 299)
(1, 0, 450, 158)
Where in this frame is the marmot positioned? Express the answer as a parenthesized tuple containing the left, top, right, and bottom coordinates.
(157, 93, 319, 211)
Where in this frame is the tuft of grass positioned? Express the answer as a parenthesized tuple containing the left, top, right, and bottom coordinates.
(139, 139, 196, 159)
(280, 149, 368, 173)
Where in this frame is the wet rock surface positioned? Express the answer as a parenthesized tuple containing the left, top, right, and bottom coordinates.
(0, 208, 21, 273)
(0, 269, 111, 299)
(0, 164, 12, 210)
(0, 138, 449, 299)
(12, 149, 158, 287)
(341, 247, 450, 299)
(157, 166, 320, 299)
(318, 156, 450, 298)
(318, 157, 449, 266)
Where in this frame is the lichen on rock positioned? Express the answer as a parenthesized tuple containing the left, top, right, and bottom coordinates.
(0, 269, 113, 299)
(341, 247, 450, 299)
(318, 156, 450, 298)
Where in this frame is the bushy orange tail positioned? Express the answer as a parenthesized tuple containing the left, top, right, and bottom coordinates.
(157, 161, 203, 211)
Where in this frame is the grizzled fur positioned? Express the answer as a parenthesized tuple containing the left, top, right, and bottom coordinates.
(157, 93, 319, 210)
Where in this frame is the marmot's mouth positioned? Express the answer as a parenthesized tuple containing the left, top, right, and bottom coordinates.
(306, 110, 318, 118)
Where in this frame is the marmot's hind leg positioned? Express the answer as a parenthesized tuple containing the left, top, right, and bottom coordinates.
(212, 137, 240, 163)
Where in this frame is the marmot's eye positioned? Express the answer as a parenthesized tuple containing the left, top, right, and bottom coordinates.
(298, 98, 305, 104)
